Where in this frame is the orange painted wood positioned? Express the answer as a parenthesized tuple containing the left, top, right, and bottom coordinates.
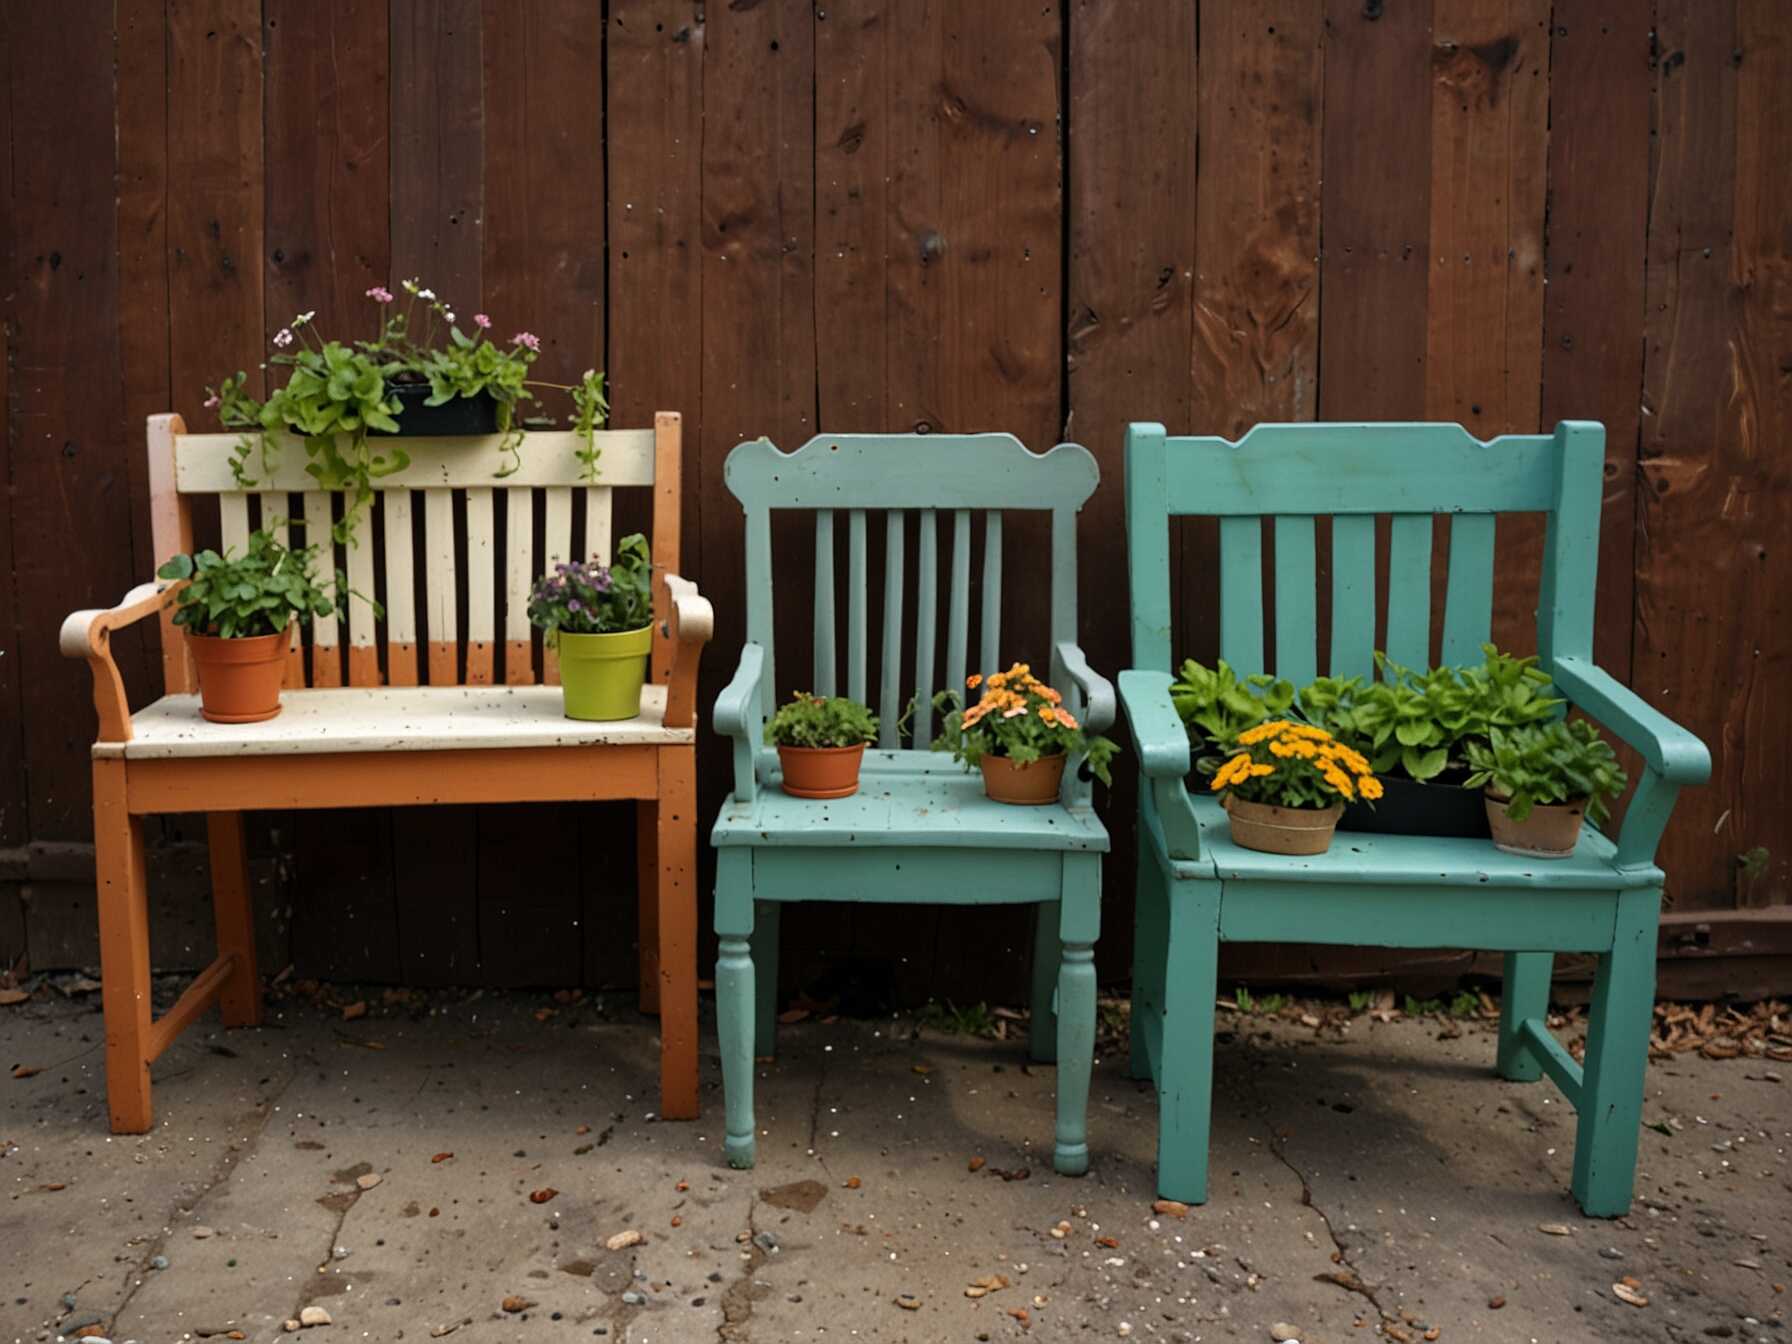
(428, 640, 459, 686)
(61, 583, 172, 743)
(144, 953, 235, 1062)
(504, 640, 533, 687)
(636, 799, 661, 1015)
(93, 758, 153, 1133)
(655, 746, 699, 1120)
(125, 745, 662, 815)
(650, 411, 682, 683)
(388, 641, 419, 689)
(206, 811, 261, 1027)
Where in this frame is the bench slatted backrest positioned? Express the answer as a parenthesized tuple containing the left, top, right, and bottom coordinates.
(147, 411, 682, 694)
(1125, 420, 1605, 681)
(725, 434, 1100, 752)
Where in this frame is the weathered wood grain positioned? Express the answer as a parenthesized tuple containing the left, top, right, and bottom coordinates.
(0, 3, 21, 850)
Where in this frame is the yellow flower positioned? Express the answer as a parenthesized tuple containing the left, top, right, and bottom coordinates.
(1286, 739, 1318, 759)
(1248, 762, 1275, 777)
(1321, 766, 1356, 799)
(1358, 776, 1384, 801)
(1211, 754, 1252, 790)
(1039, 706, 1056, 722)
(1237, 720, 1291, 747)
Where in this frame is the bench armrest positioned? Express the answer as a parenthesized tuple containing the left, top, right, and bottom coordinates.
(60, 581, 174, 743)
(1053, 640, 1116, 734)
(1551, 655, 1711, 872)
(1119, 670, 1203, 862)
(714, 643, 766, 803)
(660, 574, 713, 729)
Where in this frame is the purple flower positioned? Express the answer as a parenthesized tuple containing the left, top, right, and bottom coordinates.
(593, 571, 614, 592)
(568, 599, 583, 612)
(512, 331, 541, 352)
(366, 285, 395, 304)
(474, 313, 492, 330)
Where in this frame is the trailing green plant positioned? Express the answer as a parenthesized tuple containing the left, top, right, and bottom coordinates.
(1170, 658, 1294, 748)
(207, 279, 611, 544)
(1462, 718, 1629, 825)
(933, 663, 1119, 785)
(526, 533, 654, 640)
(765, 693, 879, 750)
(156, 527, 365, 639)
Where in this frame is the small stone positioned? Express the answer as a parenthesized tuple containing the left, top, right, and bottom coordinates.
(332, 1247, 350, 1261)
(752, 1231, 780, 1253)
(356, 1173, 382, 1191)
(621, 1291, 646, 1307)
(1537, 1222, 1573, 1237)
(282, 1321, 301, 1334)
(605, 1230, 643, 1252)
(893, 1294, 922, 1311)
(191, 1226, 214, 1240)
(298, 1306, 332, 1327)
(968, 1156, 985, 1172)
(1153, 1199, 1190, 1219)
(1118, 1325, 1134, 1338)
(1600, 1247, 1624, 1260)
(1270, 1325, 1300, 1342)
(500, 1297, 533, 1314)
(1488, 1296, 1506, 1310)
(1612, 1283, 1649, 1307)
(148, 1256, 169, 1271)
(429, 1327, 458, 1339)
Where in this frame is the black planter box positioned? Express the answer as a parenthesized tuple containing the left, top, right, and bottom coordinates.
(1339, 772, 1491, 839)
(375, 383, 500, 437)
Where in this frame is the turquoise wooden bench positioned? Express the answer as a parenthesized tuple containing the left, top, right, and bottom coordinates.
(1120, 420, 1710, 1216)
(711, 433, 1115, 1175)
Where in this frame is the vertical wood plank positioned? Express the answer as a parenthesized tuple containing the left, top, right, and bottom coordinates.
(1272, 515, 1318, 687)
(813, 511, 836, 695)
(219, 495, 251, 553)
(1385, 515, 1435, 672)
(979, 512, 1002, 675)
(1329, 513, 1379, 681)
(1440, 512, 1497, 665)
(542, 485, 573, 685)
(878, 512, 906, 748)
(256, 493, 303, 684)
(465, 486, 497, 684)
(911, 510, 938, 746)
(504, 487, 534, 685)
(305, 492, 343, 687)
(584, 487, 614, 566)
(945, 509, 972, 696)
(848, 509, 869, 703)
(424, 487, 459, 684)
(345, 512, 380, 685)
(383, 489, 419, 686)
(391, 0, 483, 302)
(1217, 517, 1265, 674)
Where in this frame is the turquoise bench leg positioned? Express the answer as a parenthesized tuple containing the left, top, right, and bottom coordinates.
(1155, 876, 1220, 1204)
(1053, 854, 1100, 1177)
(1497, 951, 1555, 1081)
(751, 899, 781, 1061)
(1030, 901, 1059, 1064)
(1572, 888, 1658, 1217)
(715, 850, 757, 1169)
(1130, 830, 1169, 1083)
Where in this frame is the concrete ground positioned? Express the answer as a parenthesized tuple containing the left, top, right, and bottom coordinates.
(1, 985, 1787, 1344)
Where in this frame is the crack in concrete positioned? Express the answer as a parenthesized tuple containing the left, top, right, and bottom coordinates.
(717, 1195, 765, 1343)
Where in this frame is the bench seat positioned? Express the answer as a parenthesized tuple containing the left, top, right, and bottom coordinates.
(712, 751, 1108, 852)
(96, 684, 690, 759)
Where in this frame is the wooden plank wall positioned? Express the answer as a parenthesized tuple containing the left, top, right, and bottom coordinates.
(1, 1, 1788, 996)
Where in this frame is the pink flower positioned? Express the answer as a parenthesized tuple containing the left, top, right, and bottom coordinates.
(512, 331, 541, 352)
(272, 328, 294, 348)
(366, 286, 394, 304)
(474, 313, 492, 329)
(204, 393, 221, 409)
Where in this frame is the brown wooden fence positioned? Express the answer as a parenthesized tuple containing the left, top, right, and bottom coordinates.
(2, 0, 1787, 1001)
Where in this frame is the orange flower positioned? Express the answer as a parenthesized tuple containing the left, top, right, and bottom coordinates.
(966, 673, 983, 689)
(1042, 685, 1063, 704)
(1053, 707, 1079, 730)
(1039, 706, 1056, 722)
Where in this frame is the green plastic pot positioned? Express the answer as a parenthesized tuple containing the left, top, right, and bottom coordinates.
(556, 625, 653, 721)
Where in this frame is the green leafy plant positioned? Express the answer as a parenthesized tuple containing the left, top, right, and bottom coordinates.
(1170, 658, 1294, 748)
(1462, 718, 1629, 825)
(156, 528, 360, 639)
(1346, 990, 1375, 1014)
(526, 533, 654, 639)
(765, 693, 879, 750)
(208, 280, 611, 544)
(933, 663, 1119, 785)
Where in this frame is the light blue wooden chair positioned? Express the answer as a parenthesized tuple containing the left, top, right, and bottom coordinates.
(711, 433, 1115, 1175)
(1120, 420, 1710, 1216)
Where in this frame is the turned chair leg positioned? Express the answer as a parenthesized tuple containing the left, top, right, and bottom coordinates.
(715, 850, 757, 1169)
(95, 761, 153, 1134)
(1497, 951, 1554, 1081)
(1572, 890, 1658, 1217)
(206, 812, 261, 1028)
(1029, 900, 1059, 1064)
(1052, 854, 1101, 1177)
(1155, 876, 1221, 1204)
(655, 750, 700, 1121)
(636, 799, 662, 1016)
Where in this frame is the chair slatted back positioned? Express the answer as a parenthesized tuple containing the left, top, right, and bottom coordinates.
(726, 433, 1100, 750)
(147, 412, 683, 693)
(1125, 420, 1605, 680)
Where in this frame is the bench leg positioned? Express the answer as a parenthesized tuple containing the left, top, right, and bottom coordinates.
(1130, 831, 1170, 1083)
(655, 750, 700, 1121)
(206, 813, 261, 1028)
(751, 900, 780, 1060)
(95, 761, 153, 1134)
(1053, 854, 1100, 1177)
(1497, 951, 1554, 1081)
(1572, 889, 1658, 1217)
(636, 799, 661, 1016)
(1155, 876, 1220, 1204)
(715, 849, 757, 1168)
(1029, 901, 1058, 1064)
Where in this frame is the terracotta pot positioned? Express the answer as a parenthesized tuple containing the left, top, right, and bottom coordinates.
(978, 753, 1066, 806)
(1223, 795, 1343, 856)
(1484, 791, 1586, 858)
(778, 743, 867, 799)
(187, 626, 291, 724)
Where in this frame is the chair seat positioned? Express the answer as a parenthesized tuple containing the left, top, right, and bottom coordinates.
(1177, 795, 1659, 889)
(711, 750, 1109, 851)
(94, 684, 691, 759)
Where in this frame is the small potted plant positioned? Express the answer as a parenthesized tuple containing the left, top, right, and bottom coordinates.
(766, 693, 879, 798)
(934, 663, 1118, 805)
(526, 533, 654, 721)
(1462, 719, 1628, 858)
(156, 528, 346, 723)
(1170, 658, 1295, 754)
(1205, 720, 1382, 855)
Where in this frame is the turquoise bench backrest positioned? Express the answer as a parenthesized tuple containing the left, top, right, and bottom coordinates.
(725, 433, 1101, 749)
(1124, 421, 1605, 683)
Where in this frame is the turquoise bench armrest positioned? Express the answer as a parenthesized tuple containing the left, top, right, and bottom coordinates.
(713, 643, 766, 803)
(1054, 641, 1116, 734)
(1120, 670, 1203, 862)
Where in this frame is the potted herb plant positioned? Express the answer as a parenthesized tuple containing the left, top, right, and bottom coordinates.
(1204, 720, 1382, 856)
(1170, 658, 1294, 753)
(208, 279, 610, 543)
(766, 693, 879, 798)
(1463, 719, 1628, 858)
(934, 663, 1118, 805)
(526, 533, 654, 721)
(156, 528, 347, 723)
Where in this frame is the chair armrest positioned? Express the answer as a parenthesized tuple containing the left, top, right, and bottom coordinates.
(1551, 656, 1711, 784)
(1053, 640, 1116, 734)
(714, 643, 766, 803)
(1551, 656, 1710, 872)
(60, 581, 173, 743)
(660, 574, 713, 729)
(1119, 670, 1203, 862)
